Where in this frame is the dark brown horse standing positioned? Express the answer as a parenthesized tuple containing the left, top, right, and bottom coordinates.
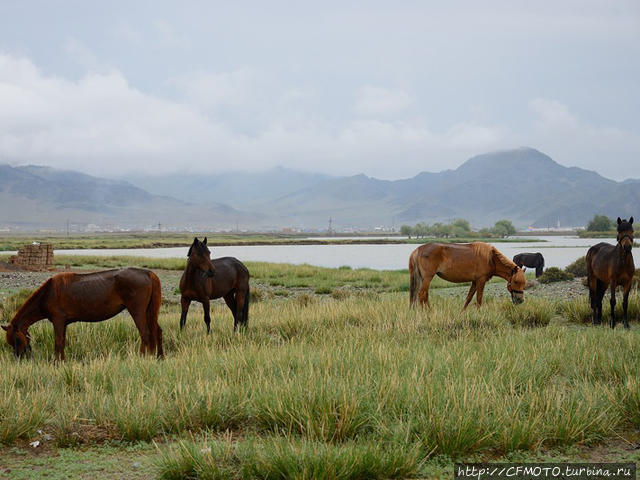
(179, 237, 250, 333)
(586, 217, 634, 329)
(409, 242, 526, 309)
(2, 268, 163, 360)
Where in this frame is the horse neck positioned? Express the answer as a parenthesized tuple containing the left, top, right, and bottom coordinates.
(492, 251, 516, 281)
(11, 281, 49, 332)
(615, 242, 633, 266)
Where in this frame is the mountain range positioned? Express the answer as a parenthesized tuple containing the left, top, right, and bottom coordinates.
(1, 147, 638, 231)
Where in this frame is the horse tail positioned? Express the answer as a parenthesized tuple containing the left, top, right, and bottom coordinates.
(409, 250, 422, 306)
(147, 271, 163, 358)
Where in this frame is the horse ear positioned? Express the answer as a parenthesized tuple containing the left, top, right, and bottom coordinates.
(203, 237, 208, 246)
(630, 217, 634, 225)
(512, 266, 519, 274)
(1, 325, 7, 331)
(192, 237, 199, 245)
(522, 267, 527, 272)
(617, 217, 622, 225)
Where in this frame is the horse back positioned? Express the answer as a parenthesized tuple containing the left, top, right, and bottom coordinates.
(412, 242, 487, 283)
(207, 257, 250, 298)
(48, 268, 155, 322)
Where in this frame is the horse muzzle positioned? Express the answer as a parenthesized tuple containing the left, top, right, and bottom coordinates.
(511, 291, 524, 304)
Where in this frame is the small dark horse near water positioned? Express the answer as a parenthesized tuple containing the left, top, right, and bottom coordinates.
(513, 252, 545, 278)
(586, 217, 635, 329)
(179, 237, 250, 333)
(2, 268, 163, 360)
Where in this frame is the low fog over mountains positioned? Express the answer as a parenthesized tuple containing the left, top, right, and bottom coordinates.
(1, 148, 639, 231)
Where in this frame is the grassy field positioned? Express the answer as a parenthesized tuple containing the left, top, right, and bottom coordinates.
(1, 257, 640, 478)
(0, 232, 541, 251)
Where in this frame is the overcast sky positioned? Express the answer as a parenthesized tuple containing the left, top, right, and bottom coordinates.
(0, 1, 639, 180)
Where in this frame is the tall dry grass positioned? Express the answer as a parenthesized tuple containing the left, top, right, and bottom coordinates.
(1, 286, 639, 478)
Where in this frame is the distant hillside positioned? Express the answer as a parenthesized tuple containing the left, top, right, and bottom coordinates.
(126, 167, 332, 209)
(0, 165, 258, 230)
(257, 148, 638, 228)
(2, 148, 639, 231)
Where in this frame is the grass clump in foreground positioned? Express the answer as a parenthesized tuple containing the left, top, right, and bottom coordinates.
(1, 289, 640, 479)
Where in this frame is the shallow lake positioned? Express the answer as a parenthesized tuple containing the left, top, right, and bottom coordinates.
(53, 236, 616, 271)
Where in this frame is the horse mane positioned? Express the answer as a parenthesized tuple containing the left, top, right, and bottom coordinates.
(10, 277, 52, 327)
(492, 247, 517, 271)
(471, 242, 515, 271)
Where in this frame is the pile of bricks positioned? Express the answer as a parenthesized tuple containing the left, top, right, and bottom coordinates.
(9, 243, 54, 271)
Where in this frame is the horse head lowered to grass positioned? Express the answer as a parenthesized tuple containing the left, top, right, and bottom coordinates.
(409, 242, 526, 309)
(179, 237, 251, 333)
(2, 267, 163, 360)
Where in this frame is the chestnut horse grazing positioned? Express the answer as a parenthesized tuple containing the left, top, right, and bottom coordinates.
(180, 237, 250, 333)
(2, 268, 163, 360)
(409, 242, 526, 309)
(586, 217, 634, 329)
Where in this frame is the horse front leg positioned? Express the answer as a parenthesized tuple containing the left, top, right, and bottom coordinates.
(53, 321, 67, 362)
(202, 299, 211, 334)
(463, 282, 477, 309)
(180, 296, 190, 330)
(622, 283, 631, 329)
(609, 282, 617, 329)
(475, 279, 487, 307)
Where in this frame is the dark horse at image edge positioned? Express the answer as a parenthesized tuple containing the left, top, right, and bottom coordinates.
(2, 268, 163, 360)
(586, 217, 634, 329)
(180, 237, 250, 333)
(513, 252, 545, 278)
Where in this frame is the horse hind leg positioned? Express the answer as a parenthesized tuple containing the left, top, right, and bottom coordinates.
(235, 288, 249, 330)
(595, 280, 607, 325)
(417, 274, 434, 309)
(223, 292, 238, 331)
(129, 307, 153, 355)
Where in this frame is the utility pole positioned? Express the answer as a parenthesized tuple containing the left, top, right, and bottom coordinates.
(328, 217, 333, 236)
(66, 219, 70, 237)
(158, 222, 162, 232)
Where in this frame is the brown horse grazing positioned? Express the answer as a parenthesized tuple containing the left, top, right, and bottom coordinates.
(586, 217, 634, 329)
(2, 268, 163, 360)
(179, 237, 250, 333)
(409, 242, 526, 308)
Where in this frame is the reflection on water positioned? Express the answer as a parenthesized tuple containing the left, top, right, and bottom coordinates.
(53, 235, 617, 271)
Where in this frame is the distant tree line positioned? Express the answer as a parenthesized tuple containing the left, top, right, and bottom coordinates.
(400, 219, 516, 239)
(586, 214, 617, 232)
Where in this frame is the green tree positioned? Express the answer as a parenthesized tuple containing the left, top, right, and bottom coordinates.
(400, 225, 413, 238)
(451, 218, 471, 233)
(492, 219, 516, 238)
(413, 222, 428, 238)
(586, 214, 615, 232)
